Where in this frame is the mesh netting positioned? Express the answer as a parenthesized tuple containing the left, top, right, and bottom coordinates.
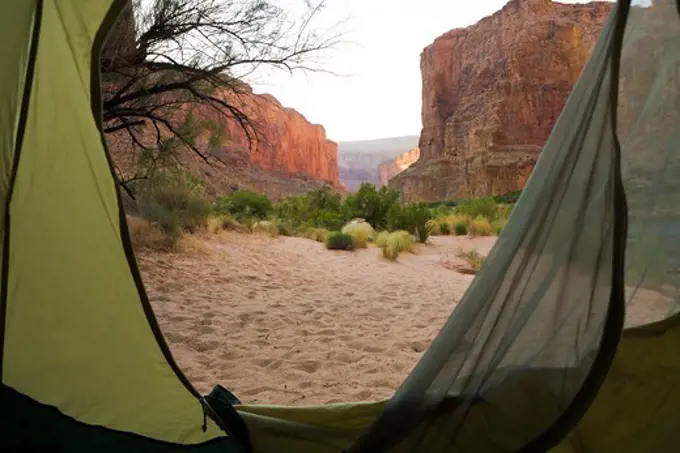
(348, 1, 679, 452)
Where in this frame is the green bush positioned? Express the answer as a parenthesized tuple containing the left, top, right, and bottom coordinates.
(387, 202, 434, 243)
(341, 220, 376, 248)
(275, 220, 295, 236)
(215, 190, 272, 220)
(491, 218, 508, 235)
(342, 183, 400, 230)
(376, 230, 415, 261)
(495, 203, 514, 220)
(454, 222, 468, 236)
(455, 197, 497, 220)
(134, 170, 212, 239)
(325, 231, 355, 251)
(493, 190, 522, 204)
(439, 222, 452, 235)
(276, 186, 346, 230)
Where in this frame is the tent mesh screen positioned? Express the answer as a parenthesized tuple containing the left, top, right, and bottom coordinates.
(348, 1, 680, 452)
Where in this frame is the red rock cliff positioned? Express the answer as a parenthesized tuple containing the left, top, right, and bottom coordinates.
(109, 83, 340, 199)
(197, 85, 339, 185)
(390, 0, 612, 201)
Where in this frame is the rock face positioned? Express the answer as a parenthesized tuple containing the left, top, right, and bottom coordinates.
(197, 85, 339, 185)
(109, 83, 341, 200)
(391, 0, 613, 201)
(378, 148, 421, 187)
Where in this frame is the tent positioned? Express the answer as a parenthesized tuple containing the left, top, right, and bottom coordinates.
(0, 0, 678, 452)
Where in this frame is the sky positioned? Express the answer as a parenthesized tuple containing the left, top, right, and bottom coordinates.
(247, 0, 612, 142)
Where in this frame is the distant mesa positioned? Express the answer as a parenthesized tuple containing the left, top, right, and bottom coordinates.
(337, 135, 419, 191)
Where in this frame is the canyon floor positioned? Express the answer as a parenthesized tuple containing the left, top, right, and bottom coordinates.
(137, 232, 672, 407)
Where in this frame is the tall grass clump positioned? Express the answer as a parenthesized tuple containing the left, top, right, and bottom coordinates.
(252, 220, 278, 237)
(456, 247, 486, 273)
(454, 221, 468, 236)
(297, 226, 329, 243)
(341, 220, 376, 248)
(438, 221, 452, 235)
(326, 231, 355, 251)
(376, 230, 415, 261)
(468, 216, 493, 236)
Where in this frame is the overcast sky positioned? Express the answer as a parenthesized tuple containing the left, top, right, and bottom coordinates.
(248, 0, 613, 142)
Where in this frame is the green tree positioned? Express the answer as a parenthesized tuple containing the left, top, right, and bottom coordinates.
(342, 183, 400, 230)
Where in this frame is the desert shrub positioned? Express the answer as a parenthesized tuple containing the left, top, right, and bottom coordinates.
(492, 218, 508, 235)
(455, 196, 497, 219)
(341, 220, 376, 248)
(127, 215, 174, 250)
(132, 170, 212, 239)
(454, 221, 468, 236)
(469, 216, 493, 236)
(431, 205, 455, 219)
(493, 190, 522, 204)
(298, 226, 329, 243)
(342, 183, 400, 230)
(325, 231, 355, 251)
(275, 220, 295, 236)
(387, 202, 434, 243)
(456, 247, 486, 273)
(207, 214, 244, 234)
(439, 221, 452, 235)
(276, 186, 346, 230)
(427, 219, 441, 235)
(376, 230, 415, 261)
(215, 190, 272, 220)
(252, 220, 278, 237)
(495, 203, 514, 220)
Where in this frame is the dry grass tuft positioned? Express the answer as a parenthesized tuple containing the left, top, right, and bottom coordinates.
(376, 230, 415, 261)
(341, 220, 376, 248)
(468, 216, 493, 237)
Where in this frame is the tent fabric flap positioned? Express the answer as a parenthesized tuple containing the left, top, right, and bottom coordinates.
(0, 0, 231, 449)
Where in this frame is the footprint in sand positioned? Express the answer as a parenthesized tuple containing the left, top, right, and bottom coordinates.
(313, 328, 336, 336)
(352, 390, 374, 400)
(348, 341, 385, 353)
(196, 325, 216, 335)
(239, 386, 278, 397)
(410, 341, 428, 353)
(293, 360, 321, 374)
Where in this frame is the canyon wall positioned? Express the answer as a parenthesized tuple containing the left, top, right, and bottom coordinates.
(378, 148, 421, 187)
(390, 0, 613, 201)
(109, 83, 341, 200)
(192, 84, 339, 186)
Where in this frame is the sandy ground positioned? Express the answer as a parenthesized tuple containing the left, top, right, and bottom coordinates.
(137, 232, 675, 406)
(137, 234, 495, 405)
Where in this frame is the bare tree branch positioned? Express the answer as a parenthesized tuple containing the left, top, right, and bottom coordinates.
(101, 0, 344, 193)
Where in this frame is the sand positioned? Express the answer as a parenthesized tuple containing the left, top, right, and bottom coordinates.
(137, 232, 674, 406)
(137, 233, 494, 405)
